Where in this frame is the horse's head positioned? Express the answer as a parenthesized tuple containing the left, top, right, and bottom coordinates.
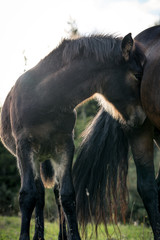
(101, 33, 146, 128)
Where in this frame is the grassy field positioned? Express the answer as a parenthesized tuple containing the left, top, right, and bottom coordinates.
(0, 216, 154, 240)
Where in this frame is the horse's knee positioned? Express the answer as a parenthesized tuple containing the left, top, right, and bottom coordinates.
(137, 181, 147, 197)
(137, 179, 157, 203)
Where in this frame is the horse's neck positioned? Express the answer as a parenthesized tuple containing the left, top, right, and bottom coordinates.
(57, 61, 102, 108)
(37, 59, 104, 111)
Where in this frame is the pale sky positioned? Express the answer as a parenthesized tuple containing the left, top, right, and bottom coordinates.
(0, 0, 160, 105)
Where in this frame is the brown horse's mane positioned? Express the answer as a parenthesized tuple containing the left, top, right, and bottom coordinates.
(41, 34, 122, 68)
(62, 35, 122, 64)
(39, 34, 145, 76)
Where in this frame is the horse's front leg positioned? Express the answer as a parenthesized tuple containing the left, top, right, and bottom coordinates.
(128, 119, 160, 240)
(58, 136, 81, 240)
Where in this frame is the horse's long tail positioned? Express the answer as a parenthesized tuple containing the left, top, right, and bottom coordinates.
(73, 108, 129, 229)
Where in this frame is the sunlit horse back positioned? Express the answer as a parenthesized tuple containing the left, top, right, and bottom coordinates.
(0, 33, 145, 240)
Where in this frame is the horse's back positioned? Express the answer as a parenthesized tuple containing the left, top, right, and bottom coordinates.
(135, 25, 160, 49)
(141, 40, 160, 129)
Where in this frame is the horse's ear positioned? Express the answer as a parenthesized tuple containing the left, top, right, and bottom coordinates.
(121, 33, 133, 61)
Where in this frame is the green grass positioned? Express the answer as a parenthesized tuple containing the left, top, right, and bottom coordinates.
(0, 216, 154, 240)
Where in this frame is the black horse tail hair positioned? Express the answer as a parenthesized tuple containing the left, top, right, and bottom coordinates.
(40, 160, 55, 188)
(73, 108, 129, 230)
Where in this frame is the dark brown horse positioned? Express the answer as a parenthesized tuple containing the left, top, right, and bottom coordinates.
(73, 25, 160, 240)
(0, 33, 145, 240)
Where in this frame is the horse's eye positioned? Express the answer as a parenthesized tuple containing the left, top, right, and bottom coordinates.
(134, 72, 143, 81)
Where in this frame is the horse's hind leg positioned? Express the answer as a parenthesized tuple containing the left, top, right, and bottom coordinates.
(17, 137, 37, 240)
(58, 137, 81, 240)
(54, 183, 68, 240)
(33, 177, 45, 240)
